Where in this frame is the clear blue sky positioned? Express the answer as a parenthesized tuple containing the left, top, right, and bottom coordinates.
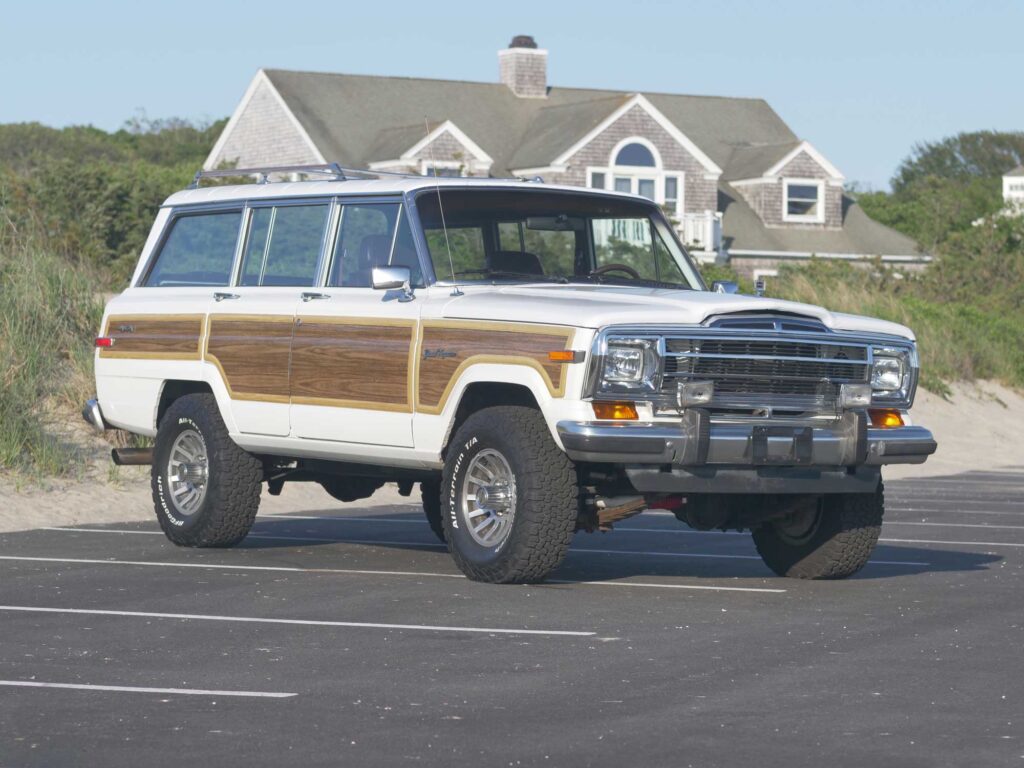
(3, 0, 1021, 189)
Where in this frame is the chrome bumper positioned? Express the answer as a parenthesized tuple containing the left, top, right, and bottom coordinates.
(82, 398, 107, 432)
(557, 411, 936, 468)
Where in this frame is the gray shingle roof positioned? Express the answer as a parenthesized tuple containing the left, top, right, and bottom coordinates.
(258, 68, 919, 258)
(1006, 164, 1024, 177)
(263, 69, 796, 176)
(718, 183, 922, 257)
(720, 142, 801, 181)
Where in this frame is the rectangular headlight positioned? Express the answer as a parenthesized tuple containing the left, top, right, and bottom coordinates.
(604, 345, 645, 382)
(598, 339, 660, 394)
(870, 346, 914, 404)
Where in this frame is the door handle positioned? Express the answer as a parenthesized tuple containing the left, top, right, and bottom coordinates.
(213, 292, 240, 302)
(301, 292, 331, 302)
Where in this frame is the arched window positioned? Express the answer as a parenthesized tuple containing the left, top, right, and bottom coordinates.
(585, 136, 683, 216)
(615, 142, 656, 167)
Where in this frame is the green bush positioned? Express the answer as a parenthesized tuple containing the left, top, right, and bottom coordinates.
(0, 214, 103, 476)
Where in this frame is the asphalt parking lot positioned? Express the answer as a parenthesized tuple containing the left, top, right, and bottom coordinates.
(2, 469, 1022, 767)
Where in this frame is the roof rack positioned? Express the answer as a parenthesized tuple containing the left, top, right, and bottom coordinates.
(190, 163, 546, 189)
(190, 163, 347, 188)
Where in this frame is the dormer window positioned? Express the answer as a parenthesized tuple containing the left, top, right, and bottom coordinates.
(783, 178, 824, 223)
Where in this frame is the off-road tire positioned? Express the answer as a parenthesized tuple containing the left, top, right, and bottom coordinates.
(151, 393, 262, 547)
(752, 483, 885, 579)
(420, 479, 446, 543)
(442, 406, 578, 583)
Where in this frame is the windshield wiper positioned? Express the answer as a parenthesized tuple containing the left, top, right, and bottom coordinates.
(454, 269, 568, 284)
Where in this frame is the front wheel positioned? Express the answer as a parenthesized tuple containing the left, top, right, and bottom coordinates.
(442, 406, 579, 583)
(151, 393, 262, 547)
(751, 484, 884, 579)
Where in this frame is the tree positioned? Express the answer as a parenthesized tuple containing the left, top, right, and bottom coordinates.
(891, 130, 1024, 192)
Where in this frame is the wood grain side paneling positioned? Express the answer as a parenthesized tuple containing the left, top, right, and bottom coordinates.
(100, 315, 204, 360)
(291, 318, 416, 412)
(416, 321, 574, 414)
(205, 314, 293, 403)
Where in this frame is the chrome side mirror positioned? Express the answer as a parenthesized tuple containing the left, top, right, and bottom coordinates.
(711, 280, 739, 294)
(372, 266, 414, 301)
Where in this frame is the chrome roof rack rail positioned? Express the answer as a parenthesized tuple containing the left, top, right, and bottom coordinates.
(189, 163, 545, 189)
(190, 163, 346, 188)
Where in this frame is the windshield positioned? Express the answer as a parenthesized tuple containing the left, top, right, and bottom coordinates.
(414, 189, 704, 290)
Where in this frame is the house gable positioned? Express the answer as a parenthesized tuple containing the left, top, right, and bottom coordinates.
(728, 141, 844, 230)
(368, 120, 493, 176)
(530, 94, 721, 216)
(205, 70, 324, 170)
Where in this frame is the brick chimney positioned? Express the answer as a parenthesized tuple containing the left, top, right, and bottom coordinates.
(498, 35, 548, 98)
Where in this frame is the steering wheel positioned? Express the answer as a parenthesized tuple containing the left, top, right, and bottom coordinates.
(589, 263, 641, 280)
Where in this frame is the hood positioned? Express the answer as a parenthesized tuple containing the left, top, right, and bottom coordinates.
(435, 284, 915, 340)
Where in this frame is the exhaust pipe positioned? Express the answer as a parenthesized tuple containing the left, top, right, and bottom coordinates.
(111, 448, 153, 466)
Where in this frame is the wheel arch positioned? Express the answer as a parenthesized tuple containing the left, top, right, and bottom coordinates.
(156, 379, 215, 429)
(440, 381, 541, 457)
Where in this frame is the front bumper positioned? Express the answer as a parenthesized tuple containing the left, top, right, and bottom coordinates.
(557, 410, 936, 469)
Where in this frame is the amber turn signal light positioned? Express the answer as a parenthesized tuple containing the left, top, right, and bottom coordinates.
(869, 408, 904, 428)
(548, 350, 581, 363)
(593, 401, 638, 420)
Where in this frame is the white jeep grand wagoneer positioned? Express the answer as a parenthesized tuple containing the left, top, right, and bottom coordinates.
(84, 165, 936, 583)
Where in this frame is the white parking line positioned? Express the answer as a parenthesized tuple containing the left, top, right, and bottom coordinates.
(888, 508, 1024, 517)
(0, 605, 595, 637)
(883, 521, 1024, 530)
(879, 538, 1024, 548)
(36, 527, 927, 566)
(40, 528, 446, 550)
(0, 680, 296, 698)
(0, 555, 786, 594)
(569, 546, 929, 567)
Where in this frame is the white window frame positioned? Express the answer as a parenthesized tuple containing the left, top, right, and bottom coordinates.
(584, 137, 684, 217)
(419, 159, 464, 177)
(782, 177, 825, 223)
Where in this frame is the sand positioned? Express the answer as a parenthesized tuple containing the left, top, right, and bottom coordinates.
(2, 380, 1021, 533)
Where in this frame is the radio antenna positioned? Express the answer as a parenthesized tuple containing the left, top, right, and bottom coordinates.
(425, 118, 462, 297)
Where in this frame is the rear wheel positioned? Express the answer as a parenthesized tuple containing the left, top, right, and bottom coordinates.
(442, 406, 578, 583)
(151, 393, 262, 547)
(751, 484, 884, 579)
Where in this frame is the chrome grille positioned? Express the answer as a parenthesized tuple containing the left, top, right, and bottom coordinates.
(662, 334, 871, 415)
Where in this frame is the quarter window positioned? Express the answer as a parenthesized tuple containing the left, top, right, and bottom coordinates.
(239, 204, 329, 287)
(144, 210, 241, 288)
(784, 179, 824, 222)
(144, 210, 241, 287)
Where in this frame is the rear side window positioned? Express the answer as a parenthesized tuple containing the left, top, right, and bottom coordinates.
(144, 210, 241, 287)
(239, 204, 329, 287)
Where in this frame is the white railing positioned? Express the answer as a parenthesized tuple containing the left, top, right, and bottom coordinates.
(679, 210, 723, 252)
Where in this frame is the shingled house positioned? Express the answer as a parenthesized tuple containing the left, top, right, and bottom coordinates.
(205, 35, 925, 278)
